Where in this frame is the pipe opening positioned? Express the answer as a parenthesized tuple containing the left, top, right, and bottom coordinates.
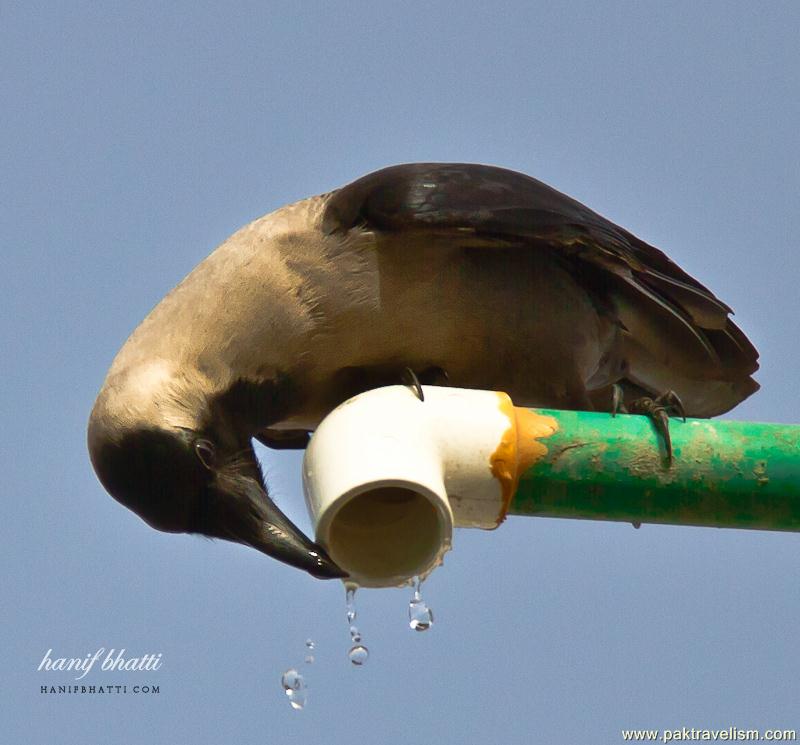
(326, 486, 444, 585)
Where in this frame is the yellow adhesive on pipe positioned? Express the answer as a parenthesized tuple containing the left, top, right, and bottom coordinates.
(490, 394, 558, 526)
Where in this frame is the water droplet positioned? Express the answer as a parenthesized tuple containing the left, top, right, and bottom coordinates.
(343, 582, 368, 665)
(281, 668, 307, 710)
(304, 638, 315, 664)
(632, 521, 642, 529)
(408, 577, 433, 632)
(348, 645, 369, 666)
(345, 584, 357, 624)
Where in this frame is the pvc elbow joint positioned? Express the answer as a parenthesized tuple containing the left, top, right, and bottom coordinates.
(303, 385, 549, 588)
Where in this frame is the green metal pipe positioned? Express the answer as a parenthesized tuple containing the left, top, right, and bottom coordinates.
(509, 409, 800, 531)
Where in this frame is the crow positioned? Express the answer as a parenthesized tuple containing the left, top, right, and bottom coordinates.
(88, 163, 759, 578)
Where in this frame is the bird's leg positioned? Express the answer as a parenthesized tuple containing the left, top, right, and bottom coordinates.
(610, 383, 627, 417)
(628, 389, 686, 465)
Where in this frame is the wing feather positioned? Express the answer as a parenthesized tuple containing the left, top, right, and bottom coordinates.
(323, 163, 759, 410)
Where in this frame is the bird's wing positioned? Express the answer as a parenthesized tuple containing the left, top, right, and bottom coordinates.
(322, 163, 758, 415)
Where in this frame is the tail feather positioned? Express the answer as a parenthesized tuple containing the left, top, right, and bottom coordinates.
(575, 228, 760, 417)
(610, 296, 759, 417)
(621, 334, 759, 417)
(636, 268, 731, 330)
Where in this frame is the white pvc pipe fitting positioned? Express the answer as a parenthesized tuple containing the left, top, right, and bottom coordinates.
(302, 385, 555, 588)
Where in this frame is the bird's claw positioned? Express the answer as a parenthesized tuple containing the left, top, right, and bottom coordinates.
(629, 389, 685, 465)
(402, 367, 425, 401)
(655, 389, 686, 422)
(611, 383, 626, 417)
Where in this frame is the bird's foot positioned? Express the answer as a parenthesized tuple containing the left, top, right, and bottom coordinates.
(628, 390, 686, 465)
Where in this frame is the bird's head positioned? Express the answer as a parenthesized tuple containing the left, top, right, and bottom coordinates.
(87, 362, 345, 579)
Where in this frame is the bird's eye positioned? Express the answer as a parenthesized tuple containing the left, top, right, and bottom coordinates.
(194, 439, 216, 469)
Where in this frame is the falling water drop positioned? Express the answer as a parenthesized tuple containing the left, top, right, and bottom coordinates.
(281, 668, 307, 710)
(348, 645, 369, 666)
(304, 638, 315, 665)
(408, 576, 434, 632)
(344, 582, 369, 665)
(345, 584, 356, 624)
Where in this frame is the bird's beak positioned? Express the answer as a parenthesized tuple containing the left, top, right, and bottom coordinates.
(208, 469, 347, 579)
(253, 490, 347, 579)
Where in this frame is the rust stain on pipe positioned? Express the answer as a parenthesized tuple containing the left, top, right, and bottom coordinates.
(490, 393, 558, 526)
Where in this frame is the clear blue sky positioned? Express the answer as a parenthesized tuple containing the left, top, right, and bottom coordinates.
(3, 2, 799, 743)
